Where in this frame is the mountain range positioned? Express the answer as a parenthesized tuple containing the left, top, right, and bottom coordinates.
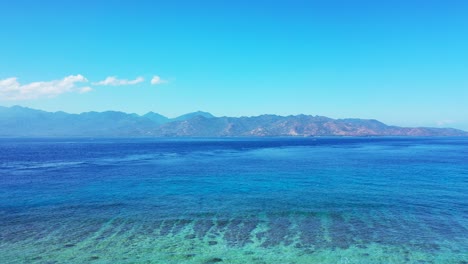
(0, 106, 466, 137)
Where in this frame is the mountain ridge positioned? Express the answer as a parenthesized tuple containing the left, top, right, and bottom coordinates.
(0, 105, 466, 137)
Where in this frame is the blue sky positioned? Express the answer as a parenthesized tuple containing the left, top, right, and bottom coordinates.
(1, 0, 467, 129)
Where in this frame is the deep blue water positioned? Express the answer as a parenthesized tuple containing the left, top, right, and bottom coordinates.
(0, 137, 467, 263)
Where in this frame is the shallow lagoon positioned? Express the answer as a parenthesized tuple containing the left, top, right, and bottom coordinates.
(0, 137, 467, 263)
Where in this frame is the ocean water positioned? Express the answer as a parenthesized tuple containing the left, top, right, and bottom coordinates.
(0, 137, 467, 264)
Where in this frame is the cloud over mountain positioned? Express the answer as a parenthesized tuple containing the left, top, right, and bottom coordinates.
(0, 73, 171, 101)
(0, 75, 90, 100)
(151, 75, 168, 85)
(93, 76, 145, 86)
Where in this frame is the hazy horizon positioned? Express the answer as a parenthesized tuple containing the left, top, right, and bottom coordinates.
(2, 104, 468, 131)
(1, 1, 467, 130)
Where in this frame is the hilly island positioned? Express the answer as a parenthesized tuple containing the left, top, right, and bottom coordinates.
(1, 105, 466, 137)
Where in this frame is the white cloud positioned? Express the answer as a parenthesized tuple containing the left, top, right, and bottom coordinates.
(0, 75, 89, 100)
(93, 76, 144, 86)
(151, 75, 168, 85)
(0, 73, 169, 100)
(79, 87, 93, 94)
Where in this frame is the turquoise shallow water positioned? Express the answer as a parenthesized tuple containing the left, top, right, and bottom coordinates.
(0, 137, 467, 263)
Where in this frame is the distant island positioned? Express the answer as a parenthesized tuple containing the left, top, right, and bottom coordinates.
(0, 105, 466, 137)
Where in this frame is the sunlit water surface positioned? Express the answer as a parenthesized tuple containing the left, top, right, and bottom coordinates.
(0, 137, 467, 263)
